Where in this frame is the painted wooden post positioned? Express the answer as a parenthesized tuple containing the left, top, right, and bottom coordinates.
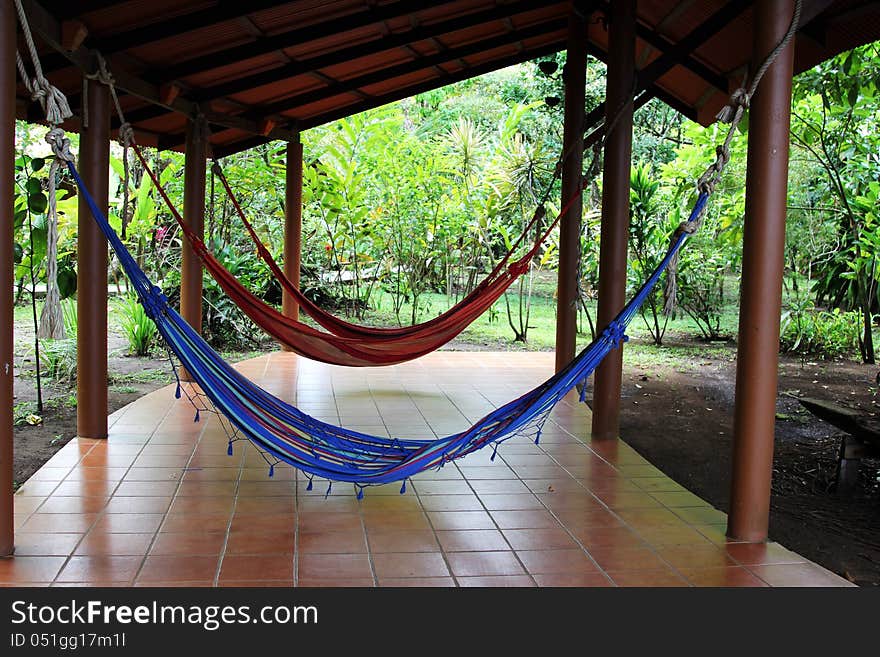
(179, 117, 206, 380)
(281, 136, 303, 335)
(727, 0, 796, 542)
(591, 0, 636, 440)
(554, 9, 587, 373)
(77, 80, 110, 439)
(0, 0, 16, 555)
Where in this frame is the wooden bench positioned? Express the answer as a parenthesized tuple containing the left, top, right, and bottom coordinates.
(796, 397, 880, 496)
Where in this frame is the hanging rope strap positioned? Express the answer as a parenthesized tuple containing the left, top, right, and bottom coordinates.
(13, 0, 72, 125)
(14, 0, 74, 339)
(663, 0, 802, 316)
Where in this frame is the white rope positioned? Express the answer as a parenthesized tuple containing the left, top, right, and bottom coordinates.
(664, 0, 802, 316)
(84, 52, 133, 147)
(14, 0, 76, 339)
(13, 0, 72, 126)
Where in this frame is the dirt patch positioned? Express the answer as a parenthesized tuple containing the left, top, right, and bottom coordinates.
(12, 317, 174, 488)
(615, 338, 880, 586)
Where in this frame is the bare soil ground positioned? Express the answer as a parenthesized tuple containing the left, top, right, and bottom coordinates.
(616, 338, 880, 587)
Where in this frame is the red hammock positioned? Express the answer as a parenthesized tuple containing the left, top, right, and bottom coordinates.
(212, 162, 552, 340)
(133, 144, 580, 366)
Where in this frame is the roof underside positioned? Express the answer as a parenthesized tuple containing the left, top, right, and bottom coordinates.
(13, 0, 880, 157)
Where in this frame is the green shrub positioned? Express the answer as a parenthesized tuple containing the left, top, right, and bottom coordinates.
(780, 305, 862, 359)
(39, 338, 77, 382)
(117, 294, 158, 356)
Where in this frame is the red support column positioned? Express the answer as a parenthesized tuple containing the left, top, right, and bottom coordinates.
(591, 0, 636, 440)
(1, 0, 16, 556)
(179, 118, 206, 380)
(554, 9, 586, 372)
(281, 136, 303, 336)
(77, 80, 109, 440)
(727, 0, 796, 542)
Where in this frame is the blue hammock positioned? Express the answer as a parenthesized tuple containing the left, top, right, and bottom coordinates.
(69, 159, 706, 489)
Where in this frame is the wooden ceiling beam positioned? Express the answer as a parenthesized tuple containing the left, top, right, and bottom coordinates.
(191, 0, 566, 101)
(21, 0, 299, 144)
(41, 0, 296, 73)
(210, 39, 566, 157)
(249, 17, 568, 120)
(147, 0, 466, 84)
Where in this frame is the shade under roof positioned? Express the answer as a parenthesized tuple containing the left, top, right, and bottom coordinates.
(13, 0, 880, 157)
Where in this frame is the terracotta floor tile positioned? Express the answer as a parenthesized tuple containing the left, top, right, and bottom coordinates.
(634, 524, 715, 546)
(0, 556, 67, 583)
(380, 577, 456, 587)
(160, 513, 231, 533)
(502, 528, 578, 551)
(426, 511, 495, 531)
(681, 566, 770, 587)
(725, 542, 807, 566)
(586, 546, 669, 572)
(219, 555, 294, 582)
(235, 497, 296, 514)
(149, 532, 227, 556)
(748, 563, 852, 587)
(297, 512, 362, 533)
(36, 496, 108, 514)
(372, 552, 450, 578)
(436, 529, 509, 552)
(658, 545, 736, 569)
(488, 511, 564, 535)
(516, 549, 599, 575)
(19, 513, 97, 534)
(65, 467, 129, 482)
(115, 481, 179, 497)
(225, 531, 295, 555)
(300, 496, 360, 513)
(4, 352, 835, 590)
(468, 480, 531, 495)
(419, 495, 484, 512)
(56, 556, 143, 583)
(606, 569, 689, 587)
(362, 511, 432, 531)
(478, 494, 544, 511)
(533, 573, 614, 587)
(104, 497, 173, 514)
(446, 551, 525, 577)
(176, 481, 236, 497)
(298, 530, 367, 554)
(91, 513, 164, 534)
(168, 496, 236, 515)
(229, 513, 297, 534)
(457, 576, 535, 587)
(138, 555, 220, 582)
(367, 530, 440, 553)
(297, 578, 374, 587)
(134, 580, 215, 587)
(13, 533, 82, 556)
(75, 533, 154, 556)
(413, 480, 474, 495)
(298, 554, 373, 580)
(572, 525, 644, 549)
(218, 580, 294, 587)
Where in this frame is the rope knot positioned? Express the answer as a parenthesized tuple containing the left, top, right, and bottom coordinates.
(45, 127, 74, 163)
(602, 321, 628, 349)
(715, 87, 750, 124)
(118, 122, 134, 148)
(32, 76, 72, 126)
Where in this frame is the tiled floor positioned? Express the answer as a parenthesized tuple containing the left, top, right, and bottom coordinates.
(3, 351, 852, 587)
